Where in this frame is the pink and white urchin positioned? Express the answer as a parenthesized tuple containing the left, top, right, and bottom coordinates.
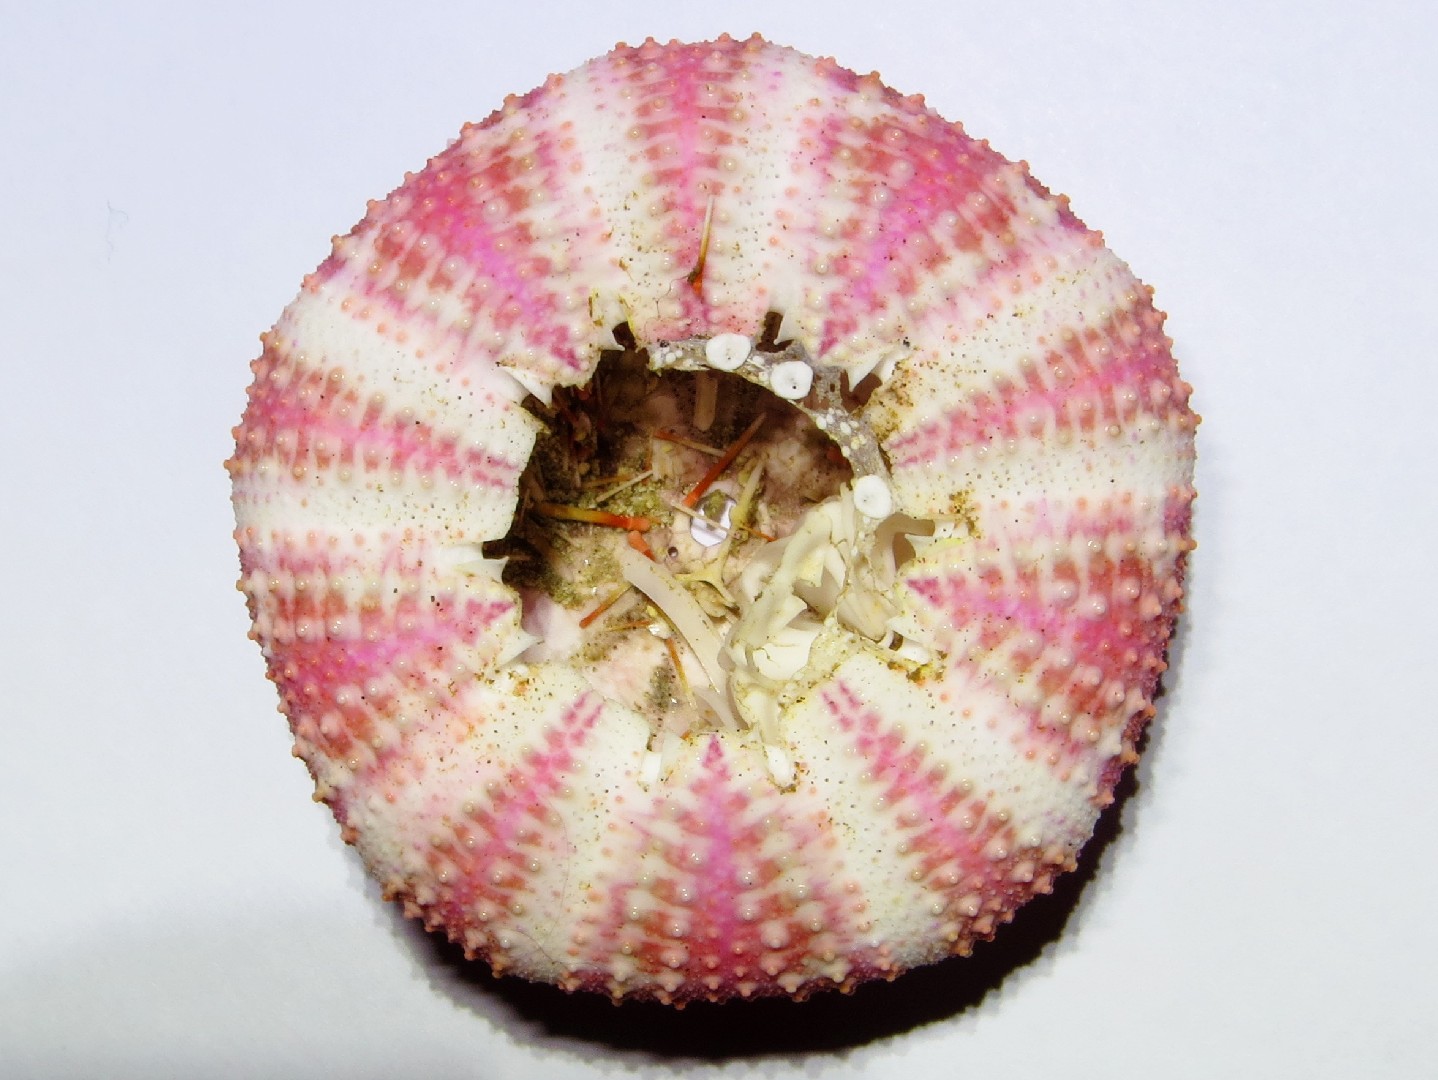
(229, 35, 1196, 1004)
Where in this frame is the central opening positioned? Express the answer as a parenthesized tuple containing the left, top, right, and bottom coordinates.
(489, 325, 932, 786)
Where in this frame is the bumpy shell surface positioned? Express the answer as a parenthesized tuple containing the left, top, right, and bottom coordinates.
(230, 35, 1196, 1003)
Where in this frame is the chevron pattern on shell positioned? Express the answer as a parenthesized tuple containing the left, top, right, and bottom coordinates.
(229, 33, 1197, 1005)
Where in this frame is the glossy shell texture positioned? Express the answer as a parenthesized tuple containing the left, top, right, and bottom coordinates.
(230, 35, 1196, 1003)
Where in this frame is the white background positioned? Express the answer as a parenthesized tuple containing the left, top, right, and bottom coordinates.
(3, 1, 1435, 1076)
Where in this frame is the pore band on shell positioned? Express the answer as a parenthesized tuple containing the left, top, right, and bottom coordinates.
(229, 33, 1197, 1005)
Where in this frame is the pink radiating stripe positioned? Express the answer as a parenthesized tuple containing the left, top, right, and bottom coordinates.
(311, 88, 596, 373)
(789, 82, 1075, 358)
(241, 541, 515, 773)
(423, 694, 604, 945)
(889, 303, 1189, 467)
(906, 494, 1191, 775)
(234, 341, 519, 489)
(823, 680, 1043, 933)
(572, 736, 868, 998)
(605, 38, 757, 333)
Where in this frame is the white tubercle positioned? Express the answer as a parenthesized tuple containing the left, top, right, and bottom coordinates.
(765, 743, 796, 789)
(705, 333, 752, 371)
(852, 476, 893, 520)
(769, 359, 813, 400)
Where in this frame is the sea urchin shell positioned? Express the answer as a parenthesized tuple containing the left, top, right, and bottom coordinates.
(229, 34, 1196, 1004)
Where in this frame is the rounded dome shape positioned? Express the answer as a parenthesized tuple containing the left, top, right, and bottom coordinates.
(229, 34, 1196, 1004)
